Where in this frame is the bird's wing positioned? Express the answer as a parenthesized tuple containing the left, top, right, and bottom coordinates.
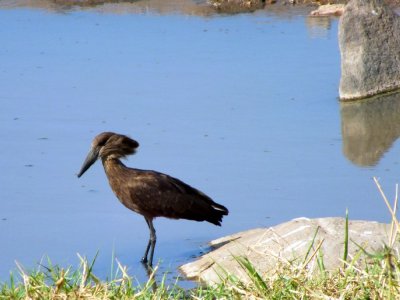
(126, 171, 214, 219)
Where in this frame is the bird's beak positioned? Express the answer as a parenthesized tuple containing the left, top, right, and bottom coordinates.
(77, 148, 99, 178)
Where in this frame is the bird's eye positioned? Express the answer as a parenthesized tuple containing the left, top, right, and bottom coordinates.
(97, 138, 109, 147)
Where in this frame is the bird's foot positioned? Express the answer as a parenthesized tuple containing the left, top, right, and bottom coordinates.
(141, 257, 154, 269)
(141, 260, 154, 275)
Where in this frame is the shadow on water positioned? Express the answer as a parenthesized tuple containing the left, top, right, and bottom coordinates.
(340, 91, 400, 167)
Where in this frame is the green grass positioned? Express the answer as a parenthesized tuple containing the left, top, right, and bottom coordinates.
(1, 177, 400, 299)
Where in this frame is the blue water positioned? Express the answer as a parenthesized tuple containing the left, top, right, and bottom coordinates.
(0, 4, 398, 286)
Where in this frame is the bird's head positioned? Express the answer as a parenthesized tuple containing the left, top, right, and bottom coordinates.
(77, 132, 139, 178)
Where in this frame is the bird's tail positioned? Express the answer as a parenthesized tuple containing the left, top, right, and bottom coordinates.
(207, 201, 229, 226)
(211, 203, 229, 215)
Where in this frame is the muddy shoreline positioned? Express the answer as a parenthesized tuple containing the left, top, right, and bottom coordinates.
(3, 0, 400, 17)
(0, 0, 333, 15)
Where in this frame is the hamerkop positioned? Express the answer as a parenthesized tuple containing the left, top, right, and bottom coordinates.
(77, 132, 229, 267)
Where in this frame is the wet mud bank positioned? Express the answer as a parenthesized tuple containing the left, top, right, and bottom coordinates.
(0, 0, 349, 15)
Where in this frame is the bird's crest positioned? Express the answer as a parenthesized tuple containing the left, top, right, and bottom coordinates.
(95, 132, 139, 159)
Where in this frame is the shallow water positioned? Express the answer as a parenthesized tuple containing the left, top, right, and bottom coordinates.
(1, 2, 399, 286)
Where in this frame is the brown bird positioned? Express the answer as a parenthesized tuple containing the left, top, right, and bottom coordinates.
(77, 132, 229, 267)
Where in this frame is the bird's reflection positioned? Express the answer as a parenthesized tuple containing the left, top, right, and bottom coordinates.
(142, 263, 158, 292)
(340, 90, 400, 166)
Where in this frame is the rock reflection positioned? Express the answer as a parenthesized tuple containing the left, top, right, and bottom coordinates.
(305, 16, 333, 38)
(340, 91, 400, 166)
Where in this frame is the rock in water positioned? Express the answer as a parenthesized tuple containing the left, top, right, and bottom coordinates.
(310, 4, 345, 16)
(339, 0, 400, 100)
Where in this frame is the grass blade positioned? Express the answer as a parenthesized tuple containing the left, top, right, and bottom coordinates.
(235, 256, 268, 296)
(343, 208, 349, 267)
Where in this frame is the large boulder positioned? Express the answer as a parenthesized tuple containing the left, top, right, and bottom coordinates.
(180, 217, 395, 285)
(339, 0, 400, 100)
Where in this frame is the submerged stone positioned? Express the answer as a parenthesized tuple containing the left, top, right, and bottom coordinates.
(339, 0, 400, 100)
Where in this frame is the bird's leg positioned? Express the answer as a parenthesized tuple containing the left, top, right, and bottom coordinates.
(141, 218, 157, 266)
(141, 240, 151, 264)
(147, 219, 157, 267)
(141, 218, 152, 264)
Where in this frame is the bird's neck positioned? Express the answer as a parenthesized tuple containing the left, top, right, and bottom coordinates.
(101, 158, 132, 206)
(101, 157, 127, 177)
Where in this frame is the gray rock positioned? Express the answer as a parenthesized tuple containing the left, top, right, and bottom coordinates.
(339, 0, 400, 100)
(180, 217, 395, 285)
